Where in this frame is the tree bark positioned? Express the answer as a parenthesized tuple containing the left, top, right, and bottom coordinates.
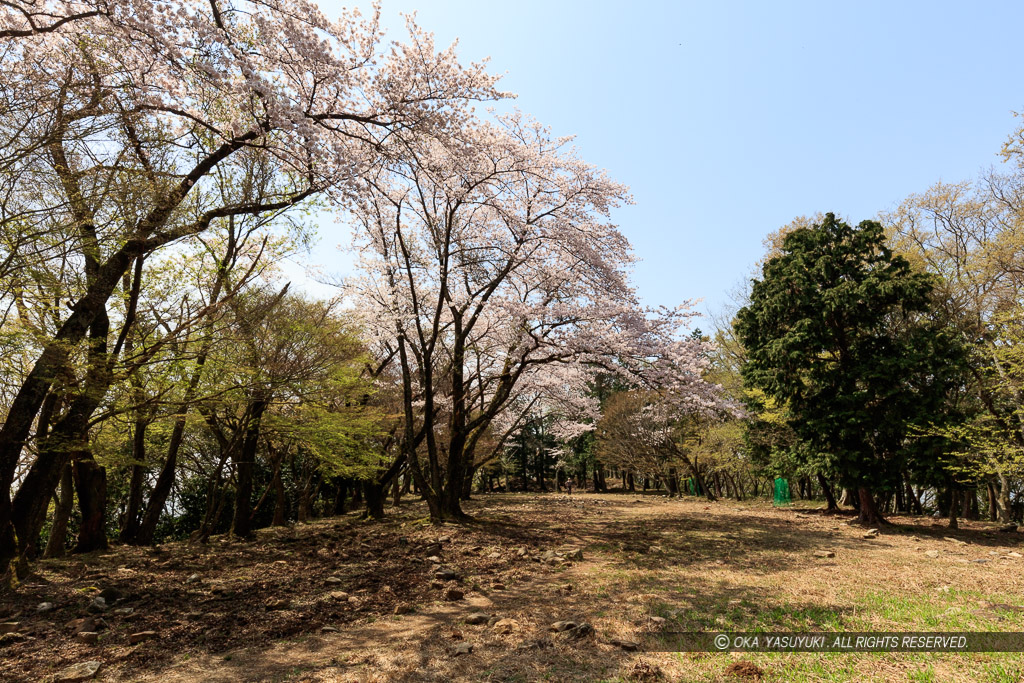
(817, 473, 838, 511)
(43, 464, 74, 559)
(73, 451, 108, 553)
(947, 486, 959, 530)
(119, 417, 148, 543)
(363, 481, 385, 520)
(856, 487, 887, 525)
(231, 397, 268, 538)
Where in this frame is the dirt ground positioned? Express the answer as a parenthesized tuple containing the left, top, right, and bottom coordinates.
(2, 493, 1023, 682)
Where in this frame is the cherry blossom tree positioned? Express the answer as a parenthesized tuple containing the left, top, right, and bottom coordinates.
(348, 114, 723, 521)
(0, 0, 503, 580)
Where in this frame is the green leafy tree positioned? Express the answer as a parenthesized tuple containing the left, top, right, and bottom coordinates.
(735, 213, 965, 524)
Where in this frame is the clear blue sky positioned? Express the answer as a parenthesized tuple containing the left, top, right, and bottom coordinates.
(298, 0, 1024, 322)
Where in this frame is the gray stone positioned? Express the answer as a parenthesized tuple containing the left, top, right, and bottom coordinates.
(464, 613, 490, 625)
(88, 597, 107, 613)
(434, 568, 460, 581)
(55, 661, 101, 682)
(549, 620, 577, 632)
(325, 576, 343, 585)
(609, 637, 640, 651)
(563, 548, 584, 561)
(76, 631, 99, 645)
(451, 641, 473, 656)
(97, 588, 122, 602)
(492, 618, 520, 634)
(36, 601, 56, 613)
(566, 622, 595, 639)
(129, 630, 158, 644)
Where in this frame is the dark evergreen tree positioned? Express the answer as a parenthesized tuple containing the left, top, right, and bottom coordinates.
(735, 213, 966, 524)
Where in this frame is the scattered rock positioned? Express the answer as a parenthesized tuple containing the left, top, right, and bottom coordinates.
(549, 620, 577, 632)
(328, 591, 350, 601)
(609, 637, 641, 651)
(443, 587, 464, 601)
(97, 588, 122, 603)
(55, 661, 102, 682)
(76, 631, 99, 645)
(1007, 552, 1023, 559)
(320, 625, 339, 633)
(649, 616, 666, 627)
(492, 618, 520, 634)
(434, 568, 460, 581)
(943, 537, 967, 545)
(87, 597, 107, 613)
(264, 598, 291, 611)
(426, 555, 442, 564)
(491, 583, 506, 591)
(647, 545, 663, 555)
(129, 630, 158, 644)
(393, 604, 414, 615)
(112, 607, 134, 616)
(561, 548, 583, 561)
(325, 576, 343, 585)
(925, 550, 941, 558)
(863, 529, 879, 539)
(464, 613, 490, 625)
(813, 550, 835, 558)
(36, 601, 56, 613)
(566, 622, 594, 639)
(516, 548, 528, 557)
(430, 580, 445, 590)
(184, 573, 201, 584)
(487, 552, 502, 559)
(0, 622, 20, 634)
(451, 641, 473, 656)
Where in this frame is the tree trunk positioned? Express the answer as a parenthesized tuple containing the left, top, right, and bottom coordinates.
(987, 480, 998, 522)
(119, 417, 148, 543)
(332, 479, 348, 515)
(947, 487, 959, 530)
(904, 473, 923, 515)
(135, 415, 185, 545)
(460, 464, 476, 501)
(817, 473, 838, 511)
(231, 397, 268, 538)
(73, 452, 108, 553)
(997, 472, 1012, 524)
(856, 487, 886, 525)
(363, 481, 385, 520)
(271, 464, 287, 527)
(44, 464, 74, 559)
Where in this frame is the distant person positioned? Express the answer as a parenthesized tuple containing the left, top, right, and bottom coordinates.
(566, 477, 574, 496)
